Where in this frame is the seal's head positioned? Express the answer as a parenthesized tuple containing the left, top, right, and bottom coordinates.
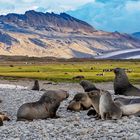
(100, 90, 113, 103)
(42, 90, 69, 103)
(114, 68, 130, 89)
(34, 80, 39, 84)
(87, 90, 100, 99)
(67, 101, 81, 111)
(114, 68, 126, 76)
(59, 90, 69, 100)
(73, 93, 87, 102)
(80, 80, 98, 92)
(114, 68, 120, 74)
(32, 80, 40, 90)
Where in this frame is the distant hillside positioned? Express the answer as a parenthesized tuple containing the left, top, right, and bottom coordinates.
(132, 32, 140, 39)
(0, 10, 140, 58)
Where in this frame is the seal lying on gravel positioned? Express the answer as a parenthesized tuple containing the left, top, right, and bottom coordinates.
(99, 90, 122, 120)
(0, 113, 10, 126)
(114, 68, 140, 96)
(17, 90, 69, 121)
(116, 103, 140, 116)
(67, 93, 92, 111)
(31, 80, 40, 91)
(80, 80, 98, 92)
(114, 97, 140, 105)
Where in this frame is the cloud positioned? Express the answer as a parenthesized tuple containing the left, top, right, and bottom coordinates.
(0, 0, 139, 33)
(0, 0, 94, 15)
(125, 0, 140, 12)
(67, 0, 140, 33)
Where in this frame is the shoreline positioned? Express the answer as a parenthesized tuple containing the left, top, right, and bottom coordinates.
(0, 81, 140, 139)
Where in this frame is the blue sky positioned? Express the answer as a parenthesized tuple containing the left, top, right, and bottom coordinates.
(0, 0, 140, 33)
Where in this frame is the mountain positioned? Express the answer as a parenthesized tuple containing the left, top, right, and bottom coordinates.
(0, 10, 140, 58)
(132, 32, 140, 39)
(0, 10, 95, 34)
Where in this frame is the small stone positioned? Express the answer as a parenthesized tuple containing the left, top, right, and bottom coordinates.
(128, 133, 140, 140)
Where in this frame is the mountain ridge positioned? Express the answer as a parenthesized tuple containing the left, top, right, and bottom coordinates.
(0, 10, 140, 58)
(0, 10, 95, 34)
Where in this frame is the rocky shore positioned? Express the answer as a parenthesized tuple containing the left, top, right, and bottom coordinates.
(0, 81, 140, 140)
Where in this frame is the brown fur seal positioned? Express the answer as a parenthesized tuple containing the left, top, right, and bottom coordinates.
(0, 113, 10, 126)
(114, 68, 140, 96)
(17, 90, 69, 121)
(31, 80, 40, 91)
(80, 80, 98, 92)
(114, 97, 140, 105)
(87, 90, 101, 116)
(67, 93, 92, 111)
(67, 101, 81, 111)
(99, 90, 122, 120)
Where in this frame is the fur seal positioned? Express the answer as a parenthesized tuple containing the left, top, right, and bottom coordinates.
(0, 113, 10, 126)
(119, 104, 140, 116)
(67, 101, 81, 111)
(114, 68, 140, 96)
(99, 90, 122, 120)
(31, 80, 40, 91)
(87, 90, 101, 116)
(80, 80, 98, 92)
(17, 90, 69, 121)
(114, 97, 140, 105)
(113, 98, 140, 117)
(67, 93, 92, 111)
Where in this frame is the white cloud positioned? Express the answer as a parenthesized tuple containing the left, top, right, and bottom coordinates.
(125, 0, 140, 12)
(0, 0, 95, 15)
(68, 0, 140, 33)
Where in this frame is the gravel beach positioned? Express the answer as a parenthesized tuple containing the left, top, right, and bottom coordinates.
(0, 80, 140, 140)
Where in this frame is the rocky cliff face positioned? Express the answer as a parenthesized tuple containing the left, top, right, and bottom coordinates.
(0, 10, 139, 58)
(0, 10, 95, 34)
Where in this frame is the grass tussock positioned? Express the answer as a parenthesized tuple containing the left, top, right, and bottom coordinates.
(0, 60, 139, 83)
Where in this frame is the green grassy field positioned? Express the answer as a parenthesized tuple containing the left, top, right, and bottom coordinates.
(0, 60, 139, 83)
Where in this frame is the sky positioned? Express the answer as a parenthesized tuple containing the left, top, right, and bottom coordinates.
(0, 0, 140, 33)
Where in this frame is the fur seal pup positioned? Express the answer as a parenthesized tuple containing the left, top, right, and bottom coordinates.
(114, 97, 140, 105)
(114, 68, 140, 96)
(99, 90, 122, 120)
(80, 80, 98, 92)
(67, 93, 92, 111)
(31, 80, 40, 91)
(0, 113, 10, 126)
(87, 90, 101, 116)
(67, 101, 81, 111)
(17, 90, 69, 121)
